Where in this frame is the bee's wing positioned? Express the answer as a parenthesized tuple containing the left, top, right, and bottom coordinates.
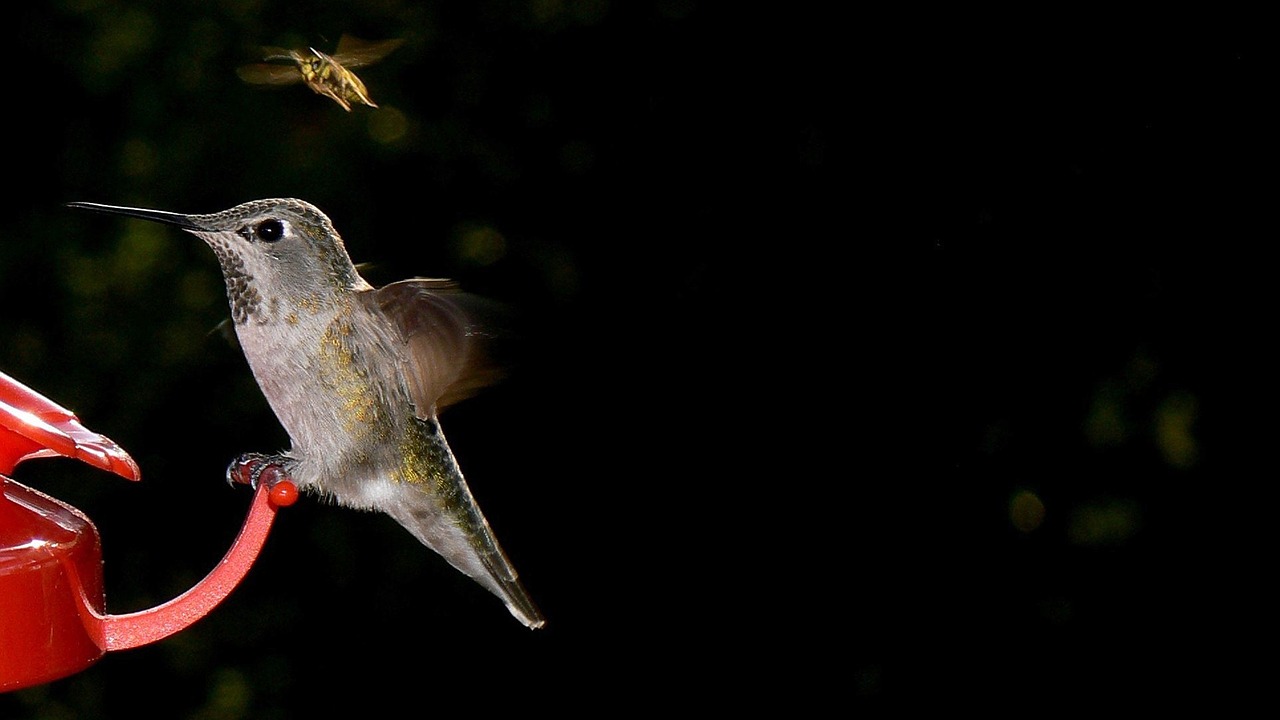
(236, 62, 303, 86)
(331, 35, 405, 68)
(256, 45, 298, 62)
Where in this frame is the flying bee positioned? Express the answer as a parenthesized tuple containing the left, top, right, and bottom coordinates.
(237, 35, 405, 111)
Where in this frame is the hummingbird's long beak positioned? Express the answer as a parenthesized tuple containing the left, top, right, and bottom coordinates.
(67, 202, 202, 231)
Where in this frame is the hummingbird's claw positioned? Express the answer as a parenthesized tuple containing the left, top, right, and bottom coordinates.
(226, 452, 293, 490)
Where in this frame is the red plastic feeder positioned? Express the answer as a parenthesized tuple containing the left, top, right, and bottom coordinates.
(0, 370, 294, 692)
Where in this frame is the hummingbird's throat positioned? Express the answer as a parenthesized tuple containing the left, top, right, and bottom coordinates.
(206, 236, 263, 324)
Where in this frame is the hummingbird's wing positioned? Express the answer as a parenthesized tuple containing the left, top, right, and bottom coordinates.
(359, 278, 508, 417)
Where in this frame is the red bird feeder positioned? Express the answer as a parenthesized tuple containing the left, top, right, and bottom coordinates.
(0, 370, 295, 692)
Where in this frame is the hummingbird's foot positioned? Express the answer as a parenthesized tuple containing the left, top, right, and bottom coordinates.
(226, 452, 294, 490)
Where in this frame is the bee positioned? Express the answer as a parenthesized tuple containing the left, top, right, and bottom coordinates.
(237, 35, 405, 111)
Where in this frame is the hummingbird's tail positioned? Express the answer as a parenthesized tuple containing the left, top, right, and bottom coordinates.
(385, 490, 546, 629)
(379, 434, 546, 629)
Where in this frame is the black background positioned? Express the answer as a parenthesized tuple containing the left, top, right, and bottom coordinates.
(3, 4, 1265, 715)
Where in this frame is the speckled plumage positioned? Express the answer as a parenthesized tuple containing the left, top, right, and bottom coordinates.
(69, 198, 545, 629)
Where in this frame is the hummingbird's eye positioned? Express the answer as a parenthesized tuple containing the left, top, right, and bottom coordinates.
(255, 219, 284, 242)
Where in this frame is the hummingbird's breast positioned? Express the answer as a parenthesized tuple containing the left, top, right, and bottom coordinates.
(235, 299, 412, 492)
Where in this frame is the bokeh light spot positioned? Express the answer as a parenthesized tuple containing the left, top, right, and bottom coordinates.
(455, 224, 508, 266)
(1010, 489, 1046, 533)
(204, 667, 252, 717)
(1156, 391, 1198, 469)
(1067, 499, 1140, 547)
(113, 222, 171, 284)
(1084, 379, 1128, 448)
(119, 137, 158, 178)
(82, 8, 157, 88)
(558, 139, 596, 175)
(368, 106, 409, 145)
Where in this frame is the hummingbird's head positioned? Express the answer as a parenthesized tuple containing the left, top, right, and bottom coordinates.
(69, 198, 369, 325)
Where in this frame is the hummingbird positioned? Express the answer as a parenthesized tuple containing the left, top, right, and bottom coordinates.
(68, 198, 546, 630)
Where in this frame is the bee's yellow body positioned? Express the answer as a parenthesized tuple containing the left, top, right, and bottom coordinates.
(237, 36, 404, 111)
